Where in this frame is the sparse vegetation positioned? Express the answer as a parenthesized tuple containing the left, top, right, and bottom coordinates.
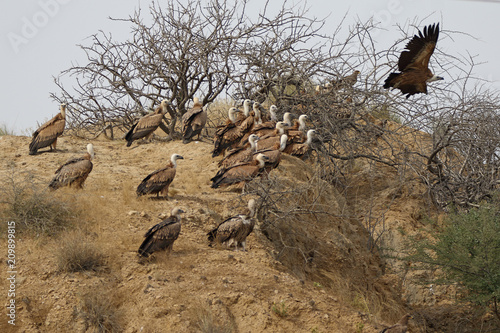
(76, 288, 123, 333)
(0, 123, 14, 136)
(192, 302, 235, 333)
(407, 202, 500, 322)
(56, 232, 107, 273)
(0, 171, 78, 236)
(271, 301, 288, 318)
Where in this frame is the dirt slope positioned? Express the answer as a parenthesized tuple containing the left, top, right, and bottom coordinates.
(2, 129, 489, 332)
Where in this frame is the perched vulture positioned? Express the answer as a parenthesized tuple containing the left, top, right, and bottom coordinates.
(238, 112, 278, 145)
(218, 134, 260, 169)
(287, 114, 308, 143)
(253, 122, 289, 150)
(29, 103, 66, 155)
(283, 129, 316, 160)
(136, 153, 184, 198)
(269, 105, 278, 122)
(255, 134, 287, 174)
(138, 207, 185, 257)
(207, 199, 257, 251)
(212, 107, 244, 157)
(235, 99, 254, 124)
(379, 314, 412, 333)
(125, 99, 169, 147)
(210, 153, 269, 189)
(182, 97, 207, 143)
(383, 23, 443, 98)
(333, 70, 360, 89)
(49, 143, 94, 190)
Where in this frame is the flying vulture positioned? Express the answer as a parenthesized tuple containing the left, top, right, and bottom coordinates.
(138, 207, 185, 257)
(379, 313, 412, 333)
(136, 153, 183, 199)
(218, 134, 260, 169)
(210, 153, 269, 189)
(182, 97, 207, 143)
(49, 143, 94, 190)
(125, 99, 169, 146)
(29, 103, 66, 155)
(383, 23, 443, 98)
(207, 199, 257, 251)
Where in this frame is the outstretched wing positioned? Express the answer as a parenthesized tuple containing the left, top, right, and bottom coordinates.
(398, 23, 439, 71)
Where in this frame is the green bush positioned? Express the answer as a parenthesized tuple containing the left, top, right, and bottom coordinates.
(407, 204, 500, 321)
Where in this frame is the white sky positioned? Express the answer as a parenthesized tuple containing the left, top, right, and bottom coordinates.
(1, 0, 499, 134)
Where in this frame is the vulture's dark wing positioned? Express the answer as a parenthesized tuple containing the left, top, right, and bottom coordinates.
(398, 23, 439, 71)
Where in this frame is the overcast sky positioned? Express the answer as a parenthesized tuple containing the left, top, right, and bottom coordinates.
(1, 0, 499, 134)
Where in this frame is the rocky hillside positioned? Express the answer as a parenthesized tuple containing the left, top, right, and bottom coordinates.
(0, 128, 495, 332)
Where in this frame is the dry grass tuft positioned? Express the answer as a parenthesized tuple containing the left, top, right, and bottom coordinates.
(56, 232, 107, 273)
(75, 288, 123, 333)
(191, 301, 235, 333)
(0, 171, 79, 236)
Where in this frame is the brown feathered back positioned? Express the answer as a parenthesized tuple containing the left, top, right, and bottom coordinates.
(138, 207, 185, 257)
(29, 104, 66, 155)
(182, 98, 207, 143)
(207, 199, 257, 251)
(136, 154, 183, 198)
(49, 143, 93, 190)
(383, 23, 443, 98)
(126, 100, 167, 146)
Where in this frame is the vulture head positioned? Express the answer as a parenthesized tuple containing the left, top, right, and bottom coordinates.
(427, 74, 444, 83)
(305, 129, 316, 145)
(269, 105, 278, 122)
(60, 103, 67, 118)
(248, 134, 260, 150)
(228, 107, 240, 123)
(279, 134, 288, 151)
(159, 99, 170, 114)
(276, 121, 288, 134)
(283, 112, 292, 127)
(255, 153, 270, 167)
(170, 153, 184, 167)
(298, 114, 308, 131)
(243, 99, 252, 116)
(86, 143, 95, 160)
(171, 207, 185, 219)
(247, 198, 257, 218)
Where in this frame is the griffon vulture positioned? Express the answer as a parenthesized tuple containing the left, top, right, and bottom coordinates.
(212, 107, 243, 157)
(29, 103, 66, 155)
(125, 99, 169, 146)
(136, 153, 183, 198)
(207, 199, 257, 251)
(383, 23, 443, 98)
(255, 134, 287, 174)
(182, 97, 207, 143)
(48, 143, 94, 190)
(218, 134, 260, 169)
(333, 70, 360, 89)
(287, 114, 309, 143)
(379, 313, 412, 333)
(283, 129, 316, 160)
(210, 153, 269, 189)
(138, 207, 185, 257)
